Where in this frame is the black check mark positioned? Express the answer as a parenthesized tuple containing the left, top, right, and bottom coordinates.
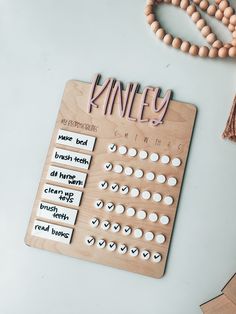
(101, 182, 106, 187)
(154, 254, 160, 259)
(125, 227, 130, 232)
(122, 187, 127, 192)
(99, 240, 104, 246)
(112, 184, 117, 190)
(104, 223, 109, 227)
(114, 225, 119, 230)
(143, 253, 148, 257)
(121, 246, 125, 251)
(109, 243, 115, 248)
(106, 164, 111, 169)
(92, 219, 97, 225)
(131, 249, 137, 254)
(97, 201, 102, 206)
(111, 144, 115, 150)
(108, 205, 113, 209)
(87, 238, 93, 244)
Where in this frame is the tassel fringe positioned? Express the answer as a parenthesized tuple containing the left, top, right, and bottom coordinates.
(222, 95, 236, 142)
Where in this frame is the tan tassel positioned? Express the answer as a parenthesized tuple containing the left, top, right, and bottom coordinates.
(222, 95, 236, 142)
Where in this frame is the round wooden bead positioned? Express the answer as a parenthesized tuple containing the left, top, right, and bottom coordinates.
(180, 0, 189, 10)
(201, 25, 211, 37)
(151, 21, 160, 32)
(189, 45, 199, 56)
(209, 47, 218, 58)
(172, 0, 181, 6)
(219, 0, 229, 12)
(224, 7, 233, 18)
(207, 4, 217, 16)
(199, 0, 209, 11)
(206, 33, 217, 44)
(230, 15, 236, 26)
(196, 19, 206, 30)
(187, 4, 196, 16)
(147, 13, 156, 25)
(172, 37, 182, 48)
(215, 9, 224, 20)
(218, 47, 228, 58)
(192, 11, 201, 22)
(222, 16, 229, 25)
(156, 28, 166, 39)
(199, 46, 209, 57)
(145, 5, 153, 16)
(231, 39, 236, 46)
(228, 24, 235, 31)
(212, 39, 223, 48)
(163, 34, 173, 45)
(229, 46, 236, 57)
(180, 41, 191, 52)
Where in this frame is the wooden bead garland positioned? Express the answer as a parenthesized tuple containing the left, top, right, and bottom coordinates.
(145, 0, 236, 58)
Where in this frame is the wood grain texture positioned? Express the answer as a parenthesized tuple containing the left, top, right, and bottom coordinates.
(200, 294, 236, 314)
(222, 274, 236, 305)
(25, 79, 197, 278)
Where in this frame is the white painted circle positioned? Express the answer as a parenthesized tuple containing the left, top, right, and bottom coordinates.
(104, 162, 113, 171)
(157, 174, 166, 184)
(111, 223, 121, 233)
(108, 143, 117, 152)
(114, 164, 123, 173)
(146, 172, 155, 181)
(150, 152, 159, 162)
(122, 225, 132, 236)
(90, 217, 100, 228)
(156, 234, 166, 244)
(142, 190, 151, 200)
(145, 231, 154, 241)
(130, 188, 140, 198)
(139, 150, 148, 160)
(118, 244, 127, 255)
(98, 180, 108, 190)
(160, 215, 170, 225)
(128, 148, 137, 157)
(149, 212, 158, 222)
(137, 210, 147, 220)
(172, 157, 181, 167)
(164, 196, 174, 205)
(110, 183, 119, 192)
(152, 193, 162, 202)
(120, 185, 129, 195)
(118, 146, 127, 155)
(105, 202, 114, 212)
(101, 220, 111, 230)
(168, 177, 177, 186)
(129, 247, 139, 257)
(124, 167, 133, 176)
(115, 204, 125, 214)
(107, 241, 117, 252)
(97, 239, 106, 249)
(161, 155, 170, 164)
(126, 207, 136, 217)
(133, 228, 143, 238)
(85, 236, 95, 246)
(134, 169, 144, 178)
(141, 250, 150, 260)
(152, 252, 162, 263)
(94, 199, 104, 209)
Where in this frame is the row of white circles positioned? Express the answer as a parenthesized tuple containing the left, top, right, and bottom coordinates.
(107, 143, 181, 167)
(94, 200, 169, 224)
(98, 180, 174, 205)
(85, 236, 162, 262)
(89, 217, 166, 243)
(104, 162, 178, 186)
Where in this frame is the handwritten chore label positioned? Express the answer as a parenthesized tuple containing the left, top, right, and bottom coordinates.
(52, 148, 91, 170)
(46, 165, 87, 188)
(56, 129, 96, 151)
(37, 202, 78, 225)
(32, 220, 73, 244)
(42, 184, 82, 206)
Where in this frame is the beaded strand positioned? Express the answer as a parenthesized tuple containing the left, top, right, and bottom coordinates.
(145, 0, 236, 58)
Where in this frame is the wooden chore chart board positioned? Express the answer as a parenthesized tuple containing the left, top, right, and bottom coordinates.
(25, 74, 197, 279)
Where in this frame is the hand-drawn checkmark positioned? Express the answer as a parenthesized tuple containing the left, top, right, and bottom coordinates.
(92, 219, 97, 224)
(112, 184, 117, 190)
(111, 144, 115, 150)
(99, 240, 104, 246)
(131, 249, 137, 254)
(121, 246, 125, 251)
(104, 223, 109, 228)
(101, 182, 106, 187)
(154, 254, 160, 259)
(122, 186, 127, 192)
(87, 238, 93, 244)
(114, 225, 119, 230)
(109, 243, 115, 248)
(143, 253, 148, 257)
(108, 205, 113, 209)
(125, 227, 130, 233)
(97, 201, 102, 206)
(106, 164, 111, 169)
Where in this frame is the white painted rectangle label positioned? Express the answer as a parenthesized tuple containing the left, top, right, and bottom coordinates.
(32, 220, 73, 244)
(42, 184, 82, 206)
(56, 129, 96, 151)
(47, 166, 87, 188)
(37, 202, 78, 225)
(51, 148, 91, 170)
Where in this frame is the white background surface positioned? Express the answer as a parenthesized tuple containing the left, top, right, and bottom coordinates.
(1, 1, 236, 313)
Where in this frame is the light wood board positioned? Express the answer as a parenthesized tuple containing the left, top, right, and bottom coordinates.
(25, 77, 197, 278)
